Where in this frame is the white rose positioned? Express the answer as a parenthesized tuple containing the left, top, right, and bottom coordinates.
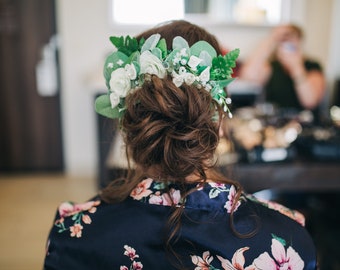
(109, 92, 120, 108)
(109, 68, 131, 98)
(140, 51, 166, 78)
(124, 63, 137, 80)
(183, 73, 196, 85)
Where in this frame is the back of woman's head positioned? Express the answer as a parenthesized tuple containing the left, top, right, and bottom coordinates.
(122, 75, 222, 181)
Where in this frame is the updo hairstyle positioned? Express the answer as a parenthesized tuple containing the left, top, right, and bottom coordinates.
(122, 74, 223, 181)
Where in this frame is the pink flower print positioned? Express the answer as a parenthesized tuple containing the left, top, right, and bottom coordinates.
(149, 192, 164, 205)
(196, 182, 204, 191)
(161, 193, 174, 206)
(224, 185, 241, 213)
(58, 200, 100, 218)
(170, 188, 181, 205)
(82, 214, 92, 224)
(58, 202, 74, 217)
(191, 251, 214, 270)
(55, 200, 100, 238)
(70, 224, 83, 238)
(73, 200, 100, 213)
(123, 245, 139, 261)
(130, 178, 153, 200)
(148, 188, 181, 206)
(54, 217, 64, 225)
(88, 206, 97, 214)
(209, 182, 226, 189)
(217, 247, 255, 270)
(132, 261, 143, 270)
(121, 245, 143, 270)
(252, 239, 304, 270)
(257, 198, 305, 226)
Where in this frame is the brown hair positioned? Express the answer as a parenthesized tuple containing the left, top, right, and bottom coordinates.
(286, 23, 304, 39)
(100, 20, 245, 269)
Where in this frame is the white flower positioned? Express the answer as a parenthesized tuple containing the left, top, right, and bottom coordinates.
(172, 71, 184, 87)
(180, 59, 187, 65)
(171, 71, 196, 87)
(179, 48, 188, 57)
(140, 51, 166, 78)
(178, 66, 186, 74)
(109, 68, 131, 98)
(198, 66, 210, 84)
(184, 73, 196, 85)
(124, 64, 137, 80)
(109, 92, 120, 108)
(107, 62, 114, 68)
(188, 55, 202, 70)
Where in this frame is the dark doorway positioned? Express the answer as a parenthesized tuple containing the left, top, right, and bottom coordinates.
(0, 0, 63, 172)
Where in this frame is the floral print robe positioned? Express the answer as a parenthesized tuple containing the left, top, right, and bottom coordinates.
(44, 179, 317, 269)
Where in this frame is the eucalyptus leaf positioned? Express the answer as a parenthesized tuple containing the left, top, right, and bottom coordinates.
(141, 34, 161, 52)
(190, 41, 217, 58)
(95, 94, 122, 119)
(198, 51, 212, 66)
(151, 47, 162, 59)
(103, 52, 129, 88)
(172, 36, 189, 51)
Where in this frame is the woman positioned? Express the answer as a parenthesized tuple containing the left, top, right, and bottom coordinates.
(240, 24, 325, 112)
(44, 20, 317, 269)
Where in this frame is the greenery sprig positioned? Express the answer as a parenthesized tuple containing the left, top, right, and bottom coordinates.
(95, 34, 239, 119)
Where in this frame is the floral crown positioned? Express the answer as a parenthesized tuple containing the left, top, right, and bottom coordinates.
(95, 34, 239, 119)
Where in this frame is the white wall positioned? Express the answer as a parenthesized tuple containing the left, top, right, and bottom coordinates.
(56, 0, 338, 178)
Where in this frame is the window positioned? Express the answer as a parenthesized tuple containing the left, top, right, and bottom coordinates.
(112, 0, 184, 25)
(111, 0, 288, 26)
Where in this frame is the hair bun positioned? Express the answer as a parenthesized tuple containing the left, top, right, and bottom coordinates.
(122, 76, 221, 179)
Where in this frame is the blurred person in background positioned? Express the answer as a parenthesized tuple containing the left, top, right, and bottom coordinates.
(240, 24, 325, 118)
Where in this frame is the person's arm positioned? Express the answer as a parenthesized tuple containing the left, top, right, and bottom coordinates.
(239, 26, 291, 85)
(291, 69, 325, 110)
(278, 47, 325, 110)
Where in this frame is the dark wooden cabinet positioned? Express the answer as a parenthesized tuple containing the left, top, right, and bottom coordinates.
(0, 0, 63, 172)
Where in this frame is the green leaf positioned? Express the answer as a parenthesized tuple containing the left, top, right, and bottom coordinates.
(125, 36, 139, 52)
(109, 36, 139, 56)
(156, 38, 167, 58)
(198, 51, 212, 66)
(141, 34, 161, 52)
(172, 36, 189, 51)
(151, 47, 162, 59)
(127, 51, 140, 64)
(190, 41, 217, 58)
(109, 36, 124, 49)
(217, 78, 235, 88)
(209, 188, 221, 199)
(271, 233, 287, 246)
(103, 51, 129, 88)
(224, 48, 240, 68)
(95, 94, 122, 119)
